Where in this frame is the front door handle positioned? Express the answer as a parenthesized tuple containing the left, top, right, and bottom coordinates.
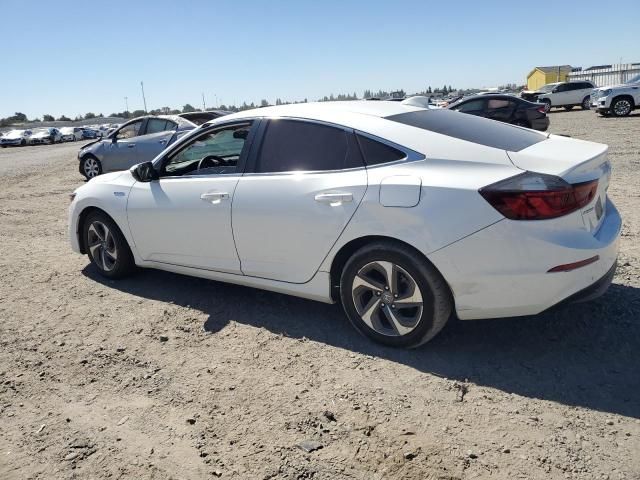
(159, 139, 167, 145)
(127, 144, 136, 148)
(201, 192, 230, 204)
(315, 192, 353, 206)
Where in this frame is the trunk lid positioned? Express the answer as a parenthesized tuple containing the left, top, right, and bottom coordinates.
(507, 134, 611, 233)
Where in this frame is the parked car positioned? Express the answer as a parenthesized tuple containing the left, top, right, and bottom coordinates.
(81, 128, 99, 139)
(30, 127, 62, 145)
(77, 115, 197, 179)
(60, 127, 84, 142)
(448, 94, 549, 131)
(591, 74, 640, 117)
(521, 81, 595, 112)
(68, 101, 620, 348)
(0, 129, 32, 147)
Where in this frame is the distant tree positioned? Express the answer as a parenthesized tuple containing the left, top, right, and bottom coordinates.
(43, 114, 54, 122)
(84, 112, 96, 119)
(32, 118, 41, 122)
(131, 109, 146, 118)
(448, 85, 453, 93)
(57, 115, 71, 121)
(275, 98, 283, 106)
(260, 99, 269, 107)
(97, 113, 104, 118)
(182, 104, 196, 113)
(427, 86, 432, 94)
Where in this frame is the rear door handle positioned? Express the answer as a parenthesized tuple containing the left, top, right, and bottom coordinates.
(200, 192, 230, 204)
(127, 144, 136, 148)
(159, 139, 167, 145)
(315, 192, 353, 205)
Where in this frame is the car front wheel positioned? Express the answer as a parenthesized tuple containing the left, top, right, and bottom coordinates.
(84, 211, 135, 279)
(581, 96, 591, 110)
(81, 155, 102, 179)
(610, 97, 633, 117)
(340, 242, 452, 348)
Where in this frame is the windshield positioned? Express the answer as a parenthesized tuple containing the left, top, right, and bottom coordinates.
(33, 128, 49, 134)
(538, 84, 558, 93)
(60, 127, 74, 133)
(625, 74, 640, 85)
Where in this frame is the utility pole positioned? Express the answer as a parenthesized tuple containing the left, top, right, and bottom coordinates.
(124, 96, 129, 114)
(202, 92, 206, 111)
(140, 81, 147, 113)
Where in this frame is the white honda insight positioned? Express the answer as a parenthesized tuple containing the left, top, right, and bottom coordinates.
(68, 101, 621, 347)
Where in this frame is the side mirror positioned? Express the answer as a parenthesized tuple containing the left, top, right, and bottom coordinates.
(111, 135, 118, 143)
(552, 87, 559, 93)
(132, 162, 159, 182)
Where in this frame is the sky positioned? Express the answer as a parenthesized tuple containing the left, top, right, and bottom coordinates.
(1, 0, 638, 119)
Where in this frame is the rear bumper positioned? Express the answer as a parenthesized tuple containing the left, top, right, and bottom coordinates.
(530, 117, 550, 131)
(553, 260, 616, 307)
(429, 198, 621, 320)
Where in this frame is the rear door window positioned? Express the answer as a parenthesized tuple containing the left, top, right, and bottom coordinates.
(146, 118, 177, 135)
(255, 119, 364, 173)
(454, 99, 485, 113)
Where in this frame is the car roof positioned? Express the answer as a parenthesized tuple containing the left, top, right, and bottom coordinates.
(206, 101, 425, 125)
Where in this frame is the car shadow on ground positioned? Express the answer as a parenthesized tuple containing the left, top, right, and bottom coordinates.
(83, 266, 640, 419)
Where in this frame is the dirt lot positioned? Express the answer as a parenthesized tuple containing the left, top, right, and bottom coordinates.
(1, 111, 639, 480)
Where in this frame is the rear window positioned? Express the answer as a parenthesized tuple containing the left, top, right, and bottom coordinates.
(386, 109, 545, 152)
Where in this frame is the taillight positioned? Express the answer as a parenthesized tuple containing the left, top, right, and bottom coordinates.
(536, 105, 546, 114)
(480, 172, 598, 220)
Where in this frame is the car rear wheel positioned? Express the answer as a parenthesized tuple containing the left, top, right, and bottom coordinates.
(581, 96, 591, 110)
(81, 155, 102, 179)
(541, 99, 551, 113)
(340, 242, 452, 348)
(610, 97, 633, 117)
(83, 211, 135, 279)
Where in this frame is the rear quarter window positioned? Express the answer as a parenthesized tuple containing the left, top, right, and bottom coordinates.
(386, 109, 545, 152)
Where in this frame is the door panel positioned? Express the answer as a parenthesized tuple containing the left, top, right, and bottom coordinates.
(232, 169, 367, 283)
(103, 138, 139, 171)
(127, 176, 242, 273)
(134, 130, 175, 163)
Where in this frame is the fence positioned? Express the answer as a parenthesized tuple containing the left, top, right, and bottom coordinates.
(568, 63, 640, 87)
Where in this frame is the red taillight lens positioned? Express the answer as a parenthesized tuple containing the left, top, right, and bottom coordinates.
(536, 106, 546, 114)
(480, 172, 598, 220)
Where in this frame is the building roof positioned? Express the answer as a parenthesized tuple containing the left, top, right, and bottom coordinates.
(527, 65, 572, 78)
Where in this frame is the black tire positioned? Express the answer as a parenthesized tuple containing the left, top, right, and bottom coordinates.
(81, 155, 102, 179)
(83, 211, 135, 279)
(581, 96, 591, 110)
(20, 139, 26, 146)
(610, 97, 633, 117)
(339, 241, 452, 348)
(541, 99, 551, 113)
(563, 105, 573, 111)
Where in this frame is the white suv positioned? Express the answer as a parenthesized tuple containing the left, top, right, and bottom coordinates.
(591, 74, 640, 117)
(536, 81, 595, 112)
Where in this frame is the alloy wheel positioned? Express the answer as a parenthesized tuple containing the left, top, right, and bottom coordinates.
(351, 261, 424, 337)
(613, 100, 631, 116)
(87, 221, 118, 272)
(83, 158, 100, 178)
(582, 97, 591, 109)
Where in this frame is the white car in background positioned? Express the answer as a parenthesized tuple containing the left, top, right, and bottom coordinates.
(60, 127, 84, 142)
(68, 101, 620, 348)
(30, 127, 63, 145)
(591, 74, 640, 117)
(527, 81, 595, 112)
(0, 129, 32, 147)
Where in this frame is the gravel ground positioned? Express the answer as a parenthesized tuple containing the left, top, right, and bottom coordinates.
(0, 111, 639, 480)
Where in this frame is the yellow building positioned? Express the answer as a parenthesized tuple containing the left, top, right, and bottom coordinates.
(527, 65, 572, 90)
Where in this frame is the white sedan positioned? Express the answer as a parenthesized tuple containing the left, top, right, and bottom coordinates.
(68, 101, 621, 347)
